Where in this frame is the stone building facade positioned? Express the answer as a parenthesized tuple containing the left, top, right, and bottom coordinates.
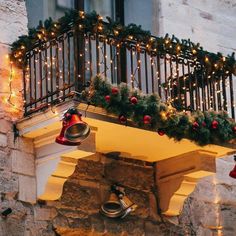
(0, 1, 236, 236)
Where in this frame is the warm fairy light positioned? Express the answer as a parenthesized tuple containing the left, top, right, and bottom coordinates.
(114, 30, 119, 36)
(98, 25, 103, 31)
(192, 49, 197, 54)
(128, 35, 133, 40)
(205, 56, 209, 62)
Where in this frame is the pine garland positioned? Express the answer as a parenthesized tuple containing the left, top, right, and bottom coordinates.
(81, 75, 236, 146)
(10, 10, 236, 77)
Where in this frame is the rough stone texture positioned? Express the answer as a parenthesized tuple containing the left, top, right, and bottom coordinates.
(159, 0, 236, 55)
(0, 0, 28, 45)
(18, 175, 36, 203)
(0, 133, 7, 147)
(178, 154, 236, 235)
(11, 150, 35, 176)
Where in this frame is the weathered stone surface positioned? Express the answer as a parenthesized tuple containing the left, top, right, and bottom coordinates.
(0, 133, 7, 147)
(68, 216, 92, 230)
(71, 159, 104, 182)
(8, 134, 34, 154)
(0, 119, 12, 133)
(24, 220, 50, 236)
(61, 181, 101, 212)
(104, 216, 145, 236)
(125, 188, 150, 218)
(34, 206, 57, 221)
(159, 0, 236, 55)
(0, 171, 18, 194)
(220, 205, 236, 232)
(11, 150, 35, 176)
(52, 215, 69, 228)
(0, 0, 28, 44)
(190, 176, 216, 202)
(18, 175, 36, 203)
(0, 150, 11, 171)
(144, 221, 167, 236)
(104, 161, 154, 191)
(90, 213, 105, 233)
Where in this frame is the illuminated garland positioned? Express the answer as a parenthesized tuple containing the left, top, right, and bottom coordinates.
(0, 57, 21, 112)
(81, 75, 236, 146)
(10, 10, 236, 77)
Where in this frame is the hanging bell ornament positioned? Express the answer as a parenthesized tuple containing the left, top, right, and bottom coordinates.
(55, 108, 90, 146)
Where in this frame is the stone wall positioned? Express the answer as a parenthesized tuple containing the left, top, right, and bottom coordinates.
(0, 149, 183, 236)
(178, 154, 236, 236)
(158, 0, 236, 55)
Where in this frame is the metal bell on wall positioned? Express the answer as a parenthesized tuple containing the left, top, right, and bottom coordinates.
(55, 107, 90, 146)
(100, 184, 137, 219)
(100, 192, 123, 218)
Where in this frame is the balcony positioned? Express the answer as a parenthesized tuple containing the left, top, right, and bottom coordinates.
(10, 11, 236, 119)
(12, 11, 236, 216)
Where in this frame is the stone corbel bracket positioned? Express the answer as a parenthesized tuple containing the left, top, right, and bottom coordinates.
(17, 101, 96, 201)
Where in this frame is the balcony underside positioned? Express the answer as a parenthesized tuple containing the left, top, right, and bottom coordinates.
(16, 100, 236, 215)
(18, 100, 235, 162)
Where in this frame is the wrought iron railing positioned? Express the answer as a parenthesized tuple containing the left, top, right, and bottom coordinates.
(22, 23, 236, 118)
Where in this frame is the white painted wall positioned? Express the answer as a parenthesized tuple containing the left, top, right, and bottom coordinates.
(158, 0, 236, 55)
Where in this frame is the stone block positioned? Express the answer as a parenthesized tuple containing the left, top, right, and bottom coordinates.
(90, 213, 105, 233)
(8, 133, 34, 154)
(61, 181, 101, 212)
(104, 161, 154, 191)
(71, 158, 104, 182)
(18, 175, 36, 203)
(0, 0, 28, 44)
(34, 206, 57, 221)
(0, 119, 12, 133)
(0, 133, 7, 147)
(0, 150, 11, 171)
(190, 176, 216, 202)
(52, 215, 69, 228)
(68, 216, 92, 230)
(144, 221, 166, 236)
(11, 150, 35, 176)
(220, 205, 236, 232)
(216, 184, 236, 205)
(0, 171, 18, 194)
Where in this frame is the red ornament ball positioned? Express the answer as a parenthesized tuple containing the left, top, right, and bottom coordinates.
(111, 87, 119, 95)
(119, 115, 127, 124)
(130, 96, 138, 105)
(192, 121, 199, 130)
(143, 115, 152, 124)
(157, 129, 165, 136)
(211, 120, 218, 129)
(232, 126, 236, 133)
(105, 95, 111, 102)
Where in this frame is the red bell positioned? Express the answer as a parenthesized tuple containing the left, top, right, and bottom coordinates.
(229, 156, 236, 179)
(229, 165, 236, 179)
(55, 108, 90, 146)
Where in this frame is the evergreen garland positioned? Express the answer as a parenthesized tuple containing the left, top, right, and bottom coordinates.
(81, 75, 236, 146)
(10, 10, 236, 77)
